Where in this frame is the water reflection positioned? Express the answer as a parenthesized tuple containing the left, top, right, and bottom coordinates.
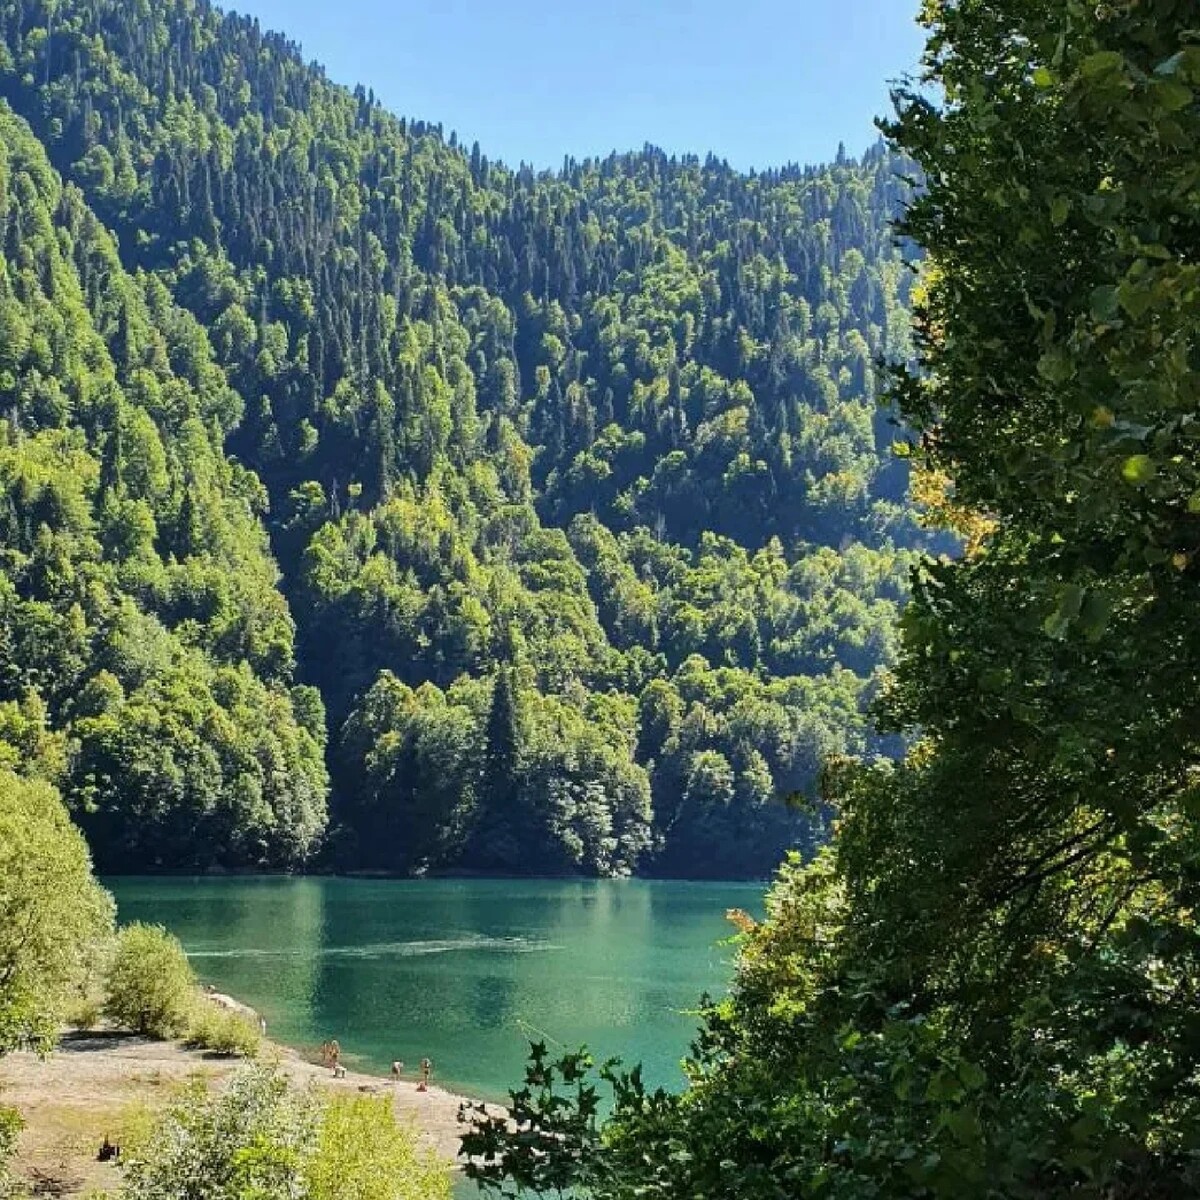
(106, 876, 763, 1101)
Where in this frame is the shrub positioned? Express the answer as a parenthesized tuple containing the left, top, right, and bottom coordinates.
(117, 1065, 312, 1200)
(103, 924, 194, 1038)
(117, 1063, 451, 1200)
(184, 1003, 262, 1058)
(0, 770, 114, 1054)
(0, 1104, 22, 1200)
(64, 992, 102, 1032)
(305, 1093, 451, 1200)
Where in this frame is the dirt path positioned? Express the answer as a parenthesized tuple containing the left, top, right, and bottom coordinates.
(0, 1031, 493, 1196)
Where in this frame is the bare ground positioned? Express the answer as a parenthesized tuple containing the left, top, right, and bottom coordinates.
(0, 1030, 492, 1197)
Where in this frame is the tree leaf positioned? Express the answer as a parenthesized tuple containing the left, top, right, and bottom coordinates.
(1117, 280, 1154, 319)
(1078, 590, 1115, 640)
(1089, 285, 1120, 322)
(1079, 51, 1125, 79)
(1037, 347, 1075, 384)
(1121, 454, 1156, 485)
(1154, 80, 1194, 113)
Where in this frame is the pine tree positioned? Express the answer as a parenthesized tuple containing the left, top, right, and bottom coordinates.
(481, 666, 520, 814)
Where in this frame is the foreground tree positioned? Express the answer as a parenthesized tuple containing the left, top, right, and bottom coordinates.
(463, 1, 1200, 1195)
(0, 770, 113, 1055)
(103, 924, 195, 1039)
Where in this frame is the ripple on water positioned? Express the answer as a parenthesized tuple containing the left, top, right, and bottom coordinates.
(186, 935, 563, 960)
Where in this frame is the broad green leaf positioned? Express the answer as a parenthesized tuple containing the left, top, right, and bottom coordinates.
(958, 1060, 987, 1091)
(1050, 195, 1070, 226)
(1037, 347, 1075, 384)
(1043, 611, 1071, 640)
(1117, 280, 1153, 319)
(1089, 285, 1120, 322)
(1121, 454, 1156, 485)
(1154, 80, 1194, 113)
(1057, 583, 1085, 621)
(1079, 51, 1125, 79)
(1078, 590, 1115, 640)
(1032, 66, 1056, 88)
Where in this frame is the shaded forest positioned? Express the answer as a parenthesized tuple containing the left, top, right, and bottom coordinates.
(0, 0, 923, 876)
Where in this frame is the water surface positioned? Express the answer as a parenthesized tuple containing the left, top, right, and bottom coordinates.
(106, 877, 763, 1103)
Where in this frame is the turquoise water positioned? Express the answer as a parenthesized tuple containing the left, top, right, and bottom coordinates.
(105, 877, 763, 1104)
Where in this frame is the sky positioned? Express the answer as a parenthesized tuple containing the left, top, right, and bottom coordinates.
(226, 0, 927, 172)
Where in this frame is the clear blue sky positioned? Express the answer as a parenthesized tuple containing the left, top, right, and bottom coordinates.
(226, 0, 926, 171)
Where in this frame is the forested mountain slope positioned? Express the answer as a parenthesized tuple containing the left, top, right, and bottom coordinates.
(0, 0, 921, 876)
(0, 105, 326, 870)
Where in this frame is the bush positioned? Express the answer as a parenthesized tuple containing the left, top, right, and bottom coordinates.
(117, 1063, 451, 1200)
(305, 1093, 451, 1200)
(118, 1065, 310, 1200)
(0, 770, 114, 1054)
(64, 992, 102, 1031)
(0, 1104, 22, 1200)
(184, 1003, 262, 1058)
(103, 924, 194, 1038)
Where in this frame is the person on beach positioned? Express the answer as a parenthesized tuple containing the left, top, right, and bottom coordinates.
(391, 1060, 404, 1082)
(418, 1057, 431, 1091)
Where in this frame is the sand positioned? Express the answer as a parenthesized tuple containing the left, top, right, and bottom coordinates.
(0, 1028, 496, 1196)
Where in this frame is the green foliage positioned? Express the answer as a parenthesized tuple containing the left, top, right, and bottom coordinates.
(0, 769, 113, 1055)
(305, 1094, 451, 1200)
(118, 1062, 450, 1200)
(103, 923, 194, 1039)
(117, 1064, 313, 1200)
(0, 104, 327, 872)
(0, 1104, 21, 1200)
(184, 1003, 263, 1058)
(464, 0, 1200, 1195)
(0, 0, 925, 876)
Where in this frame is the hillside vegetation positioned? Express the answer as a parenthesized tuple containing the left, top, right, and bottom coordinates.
(464, 0, 1200, 1195)
(0, 0, 921, 875)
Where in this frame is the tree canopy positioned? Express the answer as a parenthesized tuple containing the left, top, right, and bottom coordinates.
(0, 768, 112, 1054)
(0, 0, 927, 875)
(463, 0, 1200, 1194)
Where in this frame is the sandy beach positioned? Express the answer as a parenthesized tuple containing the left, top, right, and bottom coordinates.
(0, 1027, 491, 1196)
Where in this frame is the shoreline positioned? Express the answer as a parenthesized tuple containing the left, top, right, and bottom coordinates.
(0, 1012, 502, 1197)
(99, 868, 774, 883)
(202, 987, 503, 1112)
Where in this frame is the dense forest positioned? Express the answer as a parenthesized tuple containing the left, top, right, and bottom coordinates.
(464, 0, 1200, 1195)
(0, 0, 923, 876)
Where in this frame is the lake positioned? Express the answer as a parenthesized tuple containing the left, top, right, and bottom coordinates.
(105, 877, 765, 1103)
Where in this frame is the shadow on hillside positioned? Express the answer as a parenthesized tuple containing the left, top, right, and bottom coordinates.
(55, 1030, 151, 1054)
